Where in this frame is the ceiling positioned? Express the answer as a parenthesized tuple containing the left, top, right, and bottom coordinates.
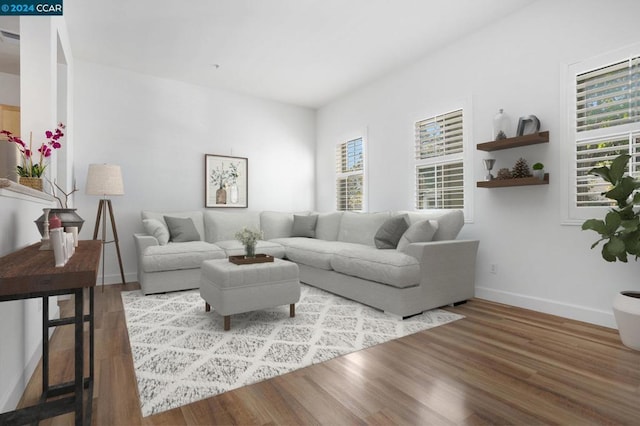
(3, 1, 537, 108)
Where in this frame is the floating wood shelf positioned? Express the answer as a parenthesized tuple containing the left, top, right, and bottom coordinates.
(477, 131, 549, 152)
(477, 173, 549, 188)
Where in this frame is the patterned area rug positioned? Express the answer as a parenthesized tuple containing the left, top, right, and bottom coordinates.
(121, 284, 464, 416)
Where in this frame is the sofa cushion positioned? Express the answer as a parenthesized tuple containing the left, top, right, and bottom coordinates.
(142, 218, 170, 245)
(374, 214, 409, 249)
(141, 241, 226, 273)
(396, 219, 438, 253)
(164, 216, 201, 242)
(292, 214, 318, 238)
(277, 238, 374, 270)
(395, 210, 464, 241)
(315, 212, 343, 241)
(142, 211, 205, 242)
(204, 211, 260, 242)
(331, 248, 420, 289)
(214, 240, 286, 258)
(260, 211, 294, 240)
(337, 212, 392, 246)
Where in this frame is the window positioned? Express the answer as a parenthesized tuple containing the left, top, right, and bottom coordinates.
(415, 109, 464, 210)
(570, 50, 640, 218)
(336, 137, 364, 211)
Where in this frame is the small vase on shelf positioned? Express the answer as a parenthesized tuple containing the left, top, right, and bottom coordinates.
(493, 108, 511, 141)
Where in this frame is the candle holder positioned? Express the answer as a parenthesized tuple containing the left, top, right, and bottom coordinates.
(483, 159, 496, 181)
(39, 208, 52, 250)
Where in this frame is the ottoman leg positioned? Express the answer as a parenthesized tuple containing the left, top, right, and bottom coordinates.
(224, 315, 231, 331)
(290, 304, 295, 318)
(205, 302, 211, 312)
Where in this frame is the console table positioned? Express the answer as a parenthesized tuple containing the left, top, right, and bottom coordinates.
(0, 240, 101, 426)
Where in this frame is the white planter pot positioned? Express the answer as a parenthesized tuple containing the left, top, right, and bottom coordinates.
(532, 169, 545, 180)
(613, 291, 640, 350)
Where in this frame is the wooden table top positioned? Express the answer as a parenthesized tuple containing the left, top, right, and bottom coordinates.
(0, 240, 102, 297)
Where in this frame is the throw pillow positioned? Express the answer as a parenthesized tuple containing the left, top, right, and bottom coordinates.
(163, 216, 201, 242)
(142, 218, 170, 245)
(291, 214, 318, 238)
(374, 214, 409, 249)
(396, 219, 438, 252)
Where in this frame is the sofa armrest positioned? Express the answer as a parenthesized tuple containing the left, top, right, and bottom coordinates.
(133, 233, 159, 282)
(133, 233, 159, 251)
(405, 239, 480, 305)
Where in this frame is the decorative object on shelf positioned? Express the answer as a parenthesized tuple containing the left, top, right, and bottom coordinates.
(581, 154, 640, 350)
(205, 154, 248, 208)
(39, 208, 52, 250)
(50, 228, 68, 267)
(235, 226, 263, 258)
(496, 168, 512, 180)
(35, 208, 84, 236)
(1, 123, 65, 186)
(512, 157, 532, 178)
(516, 115, 540, 136)
(19, 176, 43, 191)
(493, 108, 511, 140)
(86, 163, 126, 288)
(483, 159, 496, 181)
(48, 178, 79, 208)
(532, 162, 545, 180)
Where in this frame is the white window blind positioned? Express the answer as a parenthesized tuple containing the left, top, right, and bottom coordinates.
(574, 55, 640, 209)
(336, 137, 364, 211)
(415, 109, 464, 209)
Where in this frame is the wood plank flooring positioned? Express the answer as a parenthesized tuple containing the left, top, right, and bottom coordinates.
(15, 283, 640, 425)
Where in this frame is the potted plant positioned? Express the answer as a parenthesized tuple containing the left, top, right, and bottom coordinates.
(0, 123, 65, 190)
(582, 154, 640, 350)
(532, 162, 545, 180)
(235, 227, 263, 258)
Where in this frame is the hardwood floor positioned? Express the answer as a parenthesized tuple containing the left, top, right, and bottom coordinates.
(17, 283, 640, 425)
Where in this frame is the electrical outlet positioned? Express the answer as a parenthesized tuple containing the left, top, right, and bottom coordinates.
(490, 264, 498, 275)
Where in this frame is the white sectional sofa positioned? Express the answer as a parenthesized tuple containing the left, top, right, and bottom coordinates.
(133, 209, 479, 317)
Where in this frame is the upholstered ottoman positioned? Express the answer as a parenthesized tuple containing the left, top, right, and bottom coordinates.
(200, 258, 300, 330)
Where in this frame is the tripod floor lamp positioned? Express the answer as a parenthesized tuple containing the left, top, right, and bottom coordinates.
(86, 163, 126, 288)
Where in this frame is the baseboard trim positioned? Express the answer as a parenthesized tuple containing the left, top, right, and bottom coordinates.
(475, 286, 616, 329)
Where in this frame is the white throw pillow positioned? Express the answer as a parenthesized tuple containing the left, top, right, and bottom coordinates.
(396, 220, 438, 253)
(143, 218, 170, 245)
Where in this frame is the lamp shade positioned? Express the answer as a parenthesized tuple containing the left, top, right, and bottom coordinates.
(85, 164, 124, 196)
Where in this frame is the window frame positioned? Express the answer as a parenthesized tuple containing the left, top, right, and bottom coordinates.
(413, 103, 473, 221)
(563, 43, 640, 224)
(335, 135, 366, 212)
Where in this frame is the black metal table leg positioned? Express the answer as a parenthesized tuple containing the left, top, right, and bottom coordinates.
(74, 289, 84, 426)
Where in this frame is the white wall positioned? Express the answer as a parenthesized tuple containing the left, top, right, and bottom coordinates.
(317, 0, 640, 328)
(0, 16, 72, 412)
(72, 60, 316, 283)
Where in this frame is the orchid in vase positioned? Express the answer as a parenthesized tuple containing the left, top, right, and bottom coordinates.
(1, 123, 65, 177)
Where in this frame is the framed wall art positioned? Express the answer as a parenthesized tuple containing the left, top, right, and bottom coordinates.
(205, 154, 248, 208)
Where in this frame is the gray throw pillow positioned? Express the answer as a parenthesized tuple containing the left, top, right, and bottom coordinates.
(164, 216, 201, 242)
(397, 219, 437, 253)
(374, 214, 409, 249)
(291, 214, 318, 238)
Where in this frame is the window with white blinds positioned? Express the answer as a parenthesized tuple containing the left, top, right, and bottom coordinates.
(415, 109, 464, 210)
(336, 137, 364, 211)
(573, 54, 640, 212)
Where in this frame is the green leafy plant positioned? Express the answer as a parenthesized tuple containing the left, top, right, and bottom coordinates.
(582, 154, 640, 262)
(532, 162, 544, 170)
